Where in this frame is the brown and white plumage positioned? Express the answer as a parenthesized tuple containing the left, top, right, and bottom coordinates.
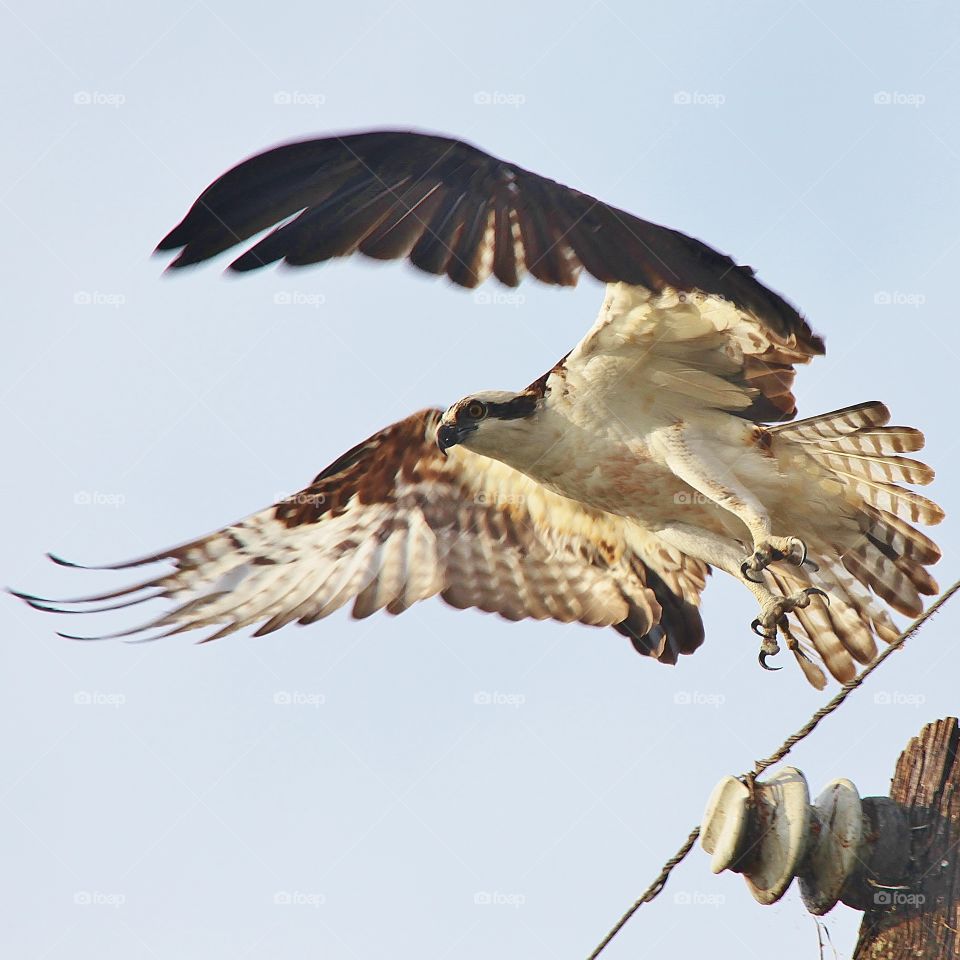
(17, 410, 708, 665)
(438, 283, 940, 687)
(750, 404, 941, 686)
(17, 129, 944, 687)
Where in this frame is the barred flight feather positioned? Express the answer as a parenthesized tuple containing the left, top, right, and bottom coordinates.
(18, 410, 707, 663)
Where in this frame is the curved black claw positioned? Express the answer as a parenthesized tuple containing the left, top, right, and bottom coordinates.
(757, 634, 781, 671)
(740, 560, 766, 584)
(803, 586, 830, 607)
(751, 617, 775, 639)
(795, 538, 809, 567)
(758, 649, 782, 672)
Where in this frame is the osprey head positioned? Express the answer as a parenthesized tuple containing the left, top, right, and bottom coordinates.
(437, 390, 541, 457)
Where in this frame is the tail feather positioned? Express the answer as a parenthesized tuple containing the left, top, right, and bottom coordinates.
(767, 563, 884, 687)
(767, 552, 912, 687)
(769, 400, 941, 684)
(781, 402, 925, 456)
(806, 449, 933, 486)
(840, 544, 921, 615)
(807, 427, 925, 456)
(862, 507, 941, 564)
(838, 475, 943, 526)
(776, 401, 891, 440)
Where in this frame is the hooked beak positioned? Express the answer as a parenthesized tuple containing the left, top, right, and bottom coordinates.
(437, 421, 477, 457)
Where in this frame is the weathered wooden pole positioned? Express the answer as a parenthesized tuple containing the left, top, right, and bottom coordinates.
(854, 716, 960, 959)
(701, 716, 960, 955)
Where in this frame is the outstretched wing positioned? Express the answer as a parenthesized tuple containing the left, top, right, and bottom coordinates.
(157, 129, 816, 349)
(16, 410, 708, 664)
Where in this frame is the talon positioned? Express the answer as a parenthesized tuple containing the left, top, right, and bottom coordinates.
(795, 538, 808, 566)
(740, 561, 765, 584)
(751, 618, 778, 640)
(803, 587, 829, 606)
(758, 648, 782, 672)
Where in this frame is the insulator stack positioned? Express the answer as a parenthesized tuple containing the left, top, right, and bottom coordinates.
(700, 767, 911, 914)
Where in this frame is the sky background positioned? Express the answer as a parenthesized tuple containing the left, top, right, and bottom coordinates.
(2, 1, 960, 957)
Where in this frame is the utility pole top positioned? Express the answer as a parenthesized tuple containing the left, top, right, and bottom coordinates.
(854, 717, 960, 959)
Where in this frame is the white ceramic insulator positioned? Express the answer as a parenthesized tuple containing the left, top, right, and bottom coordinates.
(700, 767, 871, 914)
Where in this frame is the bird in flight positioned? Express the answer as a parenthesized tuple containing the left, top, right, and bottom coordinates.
(15, 130, 943, 688)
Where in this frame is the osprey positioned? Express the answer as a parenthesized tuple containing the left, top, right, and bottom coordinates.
(16, 131, 943, 688)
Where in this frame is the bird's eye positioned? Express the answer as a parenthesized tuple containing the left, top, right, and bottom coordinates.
(464, 400, 488, 421)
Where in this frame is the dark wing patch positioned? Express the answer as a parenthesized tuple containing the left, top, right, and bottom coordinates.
(157, 130, 820, 351)
(619, 562, 707, 664)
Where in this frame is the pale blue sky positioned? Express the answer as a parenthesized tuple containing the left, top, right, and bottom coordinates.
(3, 1, 959, 957)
